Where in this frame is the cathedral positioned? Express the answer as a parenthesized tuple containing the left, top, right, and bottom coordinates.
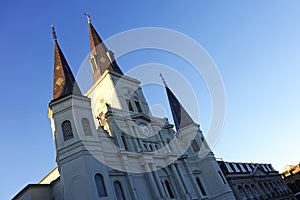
(14, 16, 283, 200)
(13, 16, 234, 200)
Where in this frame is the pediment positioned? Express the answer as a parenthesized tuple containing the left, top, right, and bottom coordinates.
(130, 113, 151, 122)
(251, 166, 268, 176)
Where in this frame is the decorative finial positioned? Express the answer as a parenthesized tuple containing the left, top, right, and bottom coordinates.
(160, 73, 167, 87)
(51, 24, 57, 41)
(84, 12, 91, 24)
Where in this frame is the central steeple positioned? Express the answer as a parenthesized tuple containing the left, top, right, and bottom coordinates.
(85, 13, 123, 83)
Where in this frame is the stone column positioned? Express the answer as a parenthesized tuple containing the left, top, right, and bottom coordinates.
(175, 163, 192, 196)
(170, 164, 190, 199)
(182, 159, 202, 197)
(145, 163, 161, 199)
(126, 173, 139, 199)
(151, 165, 167, 198)
(132, 126, 143, 152)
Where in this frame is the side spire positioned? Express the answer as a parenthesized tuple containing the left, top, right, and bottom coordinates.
(160, 74, 195, 131)
(85, 13, 123, 82)
(52, 25, 82, 100)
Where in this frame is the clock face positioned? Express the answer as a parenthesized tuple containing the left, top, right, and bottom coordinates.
(139, 123, 150, 136)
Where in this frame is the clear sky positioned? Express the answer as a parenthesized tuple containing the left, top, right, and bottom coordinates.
(1, 1, 300, 199)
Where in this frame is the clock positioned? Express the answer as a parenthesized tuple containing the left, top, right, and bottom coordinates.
(139, 123, 150, 137)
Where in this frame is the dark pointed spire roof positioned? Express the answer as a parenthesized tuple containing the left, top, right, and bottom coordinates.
(52, 25, 82, 100)
(160, 74, 195, 131)
(85, 13, 123, 82)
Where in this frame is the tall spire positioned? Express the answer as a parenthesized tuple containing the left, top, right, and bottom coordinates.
(52, 25, 82, 100)
(85, 13, 123, 82)
(160, 74, 195, 131)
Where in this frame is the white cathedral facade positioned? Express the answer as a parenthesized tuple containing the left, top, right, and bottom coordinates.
(13, 17, 236, 200)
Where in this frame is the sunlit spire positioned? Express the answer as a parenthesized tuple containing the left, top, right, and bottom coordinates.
(52, 26, 82, 100)
(85, 14, 123, 82)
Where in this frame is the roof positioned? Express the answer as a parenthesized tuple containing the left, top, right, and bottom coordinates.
(218, 160, 276, 175)
(39, 167, 60, 184)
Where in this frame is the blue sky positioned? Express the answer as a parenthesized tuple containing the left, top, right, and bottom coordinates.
(1, 1, 300, 199)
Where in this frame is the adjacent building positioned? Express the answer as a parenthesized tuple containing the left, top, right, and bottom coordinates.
(218, 160, 295, 200)
(281, 163, 300, 199)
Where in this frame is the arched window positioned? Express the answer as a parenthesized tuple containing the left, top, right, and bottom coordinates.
(245, 185, 253, 198)
(238, 185, 247, 199)
(143, 143, 148, 151)
(259, 182, 266, 195)
(134, 99, 143, 113)
(81, 118, 92, 136)
(95, 173, 107, 197)
(149, 144, 153, 151)
(196, 177, 207, 196)
(264, 182, 272, 197)
(191, 140, 200, 152)
(114, 181, 125, 200)
(251, 184, 259, 197)
(121, 135, 128, 150)
(277, 181, 285, 193)
(126, 99, 134, 112)
(164, 180, 174, 198)
(62, 120, 73, 141)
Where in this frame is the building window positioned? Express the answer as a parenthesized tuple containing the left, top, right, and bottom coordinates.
(95, 173, 107, 197)
(245, 185, 253, 198)
(143, 143, 148, 151)
(62, 120, 73, 141)
(149, 144, 153, 151)
(81, 118, 92, 136)
(196, 177, 207, 196)
(276, 181, 285, 194)
(126, 99, 134, 112)
(191, 140, 200, 152)
(114, 181, 125, 200)
(90, 55, 98, 72)
(259, 182, 266, 195)
(238, 185, 247, 199)
(218, 171, 226, 184)
(121, 135, 128, 150)
(251, 184, 259, 197)
(135, 101, 142, 113)
(264, 182, 272, 197)
(164, 180, 175, 198)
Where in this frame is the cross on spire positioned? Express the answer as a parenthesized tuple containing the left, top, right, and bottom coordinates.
(159, 73, 167, 87)
(84, 12, 91, 24)
(51, 24, 57, 41)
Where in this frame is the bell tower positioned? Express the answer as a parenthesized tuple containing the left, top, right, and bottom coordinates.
(162, 75, 235, 199)
(83, 15, 151, 136)
(48, 26, 114, 200)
